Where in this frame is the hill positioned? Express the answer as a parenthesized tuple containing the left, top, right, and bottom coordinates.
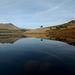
(0, 23, 20, 30)
(24, 20, 75, 34)
(0, 23, 28, 34)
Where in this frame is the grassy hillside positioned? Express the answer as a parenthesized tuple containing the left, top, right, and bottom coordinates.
(0, 23, 20, 30)
(24, 20, 75, 34)
(0, 23, 27, 34)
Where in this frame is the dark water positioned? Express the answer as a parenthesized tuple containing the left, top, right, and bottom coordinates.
(0, 35, 75, 75)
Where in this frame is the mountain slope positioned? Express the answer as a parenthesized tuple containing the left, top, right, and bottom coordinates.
(0, 23, 20, 30)
(0, 23, 27, 34)
(24, 20, 75, 34)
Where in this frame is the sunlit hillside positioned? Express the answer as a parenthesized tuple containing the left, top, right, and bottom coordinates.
(0, 23, 28, 34)
(24, 20, 75, 34)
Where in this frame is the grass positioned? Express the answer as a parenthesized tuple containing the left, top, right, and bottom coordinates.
(0, 23, 20, 30)
(0, 23, 28, 34)
(24, 21, 75, 34)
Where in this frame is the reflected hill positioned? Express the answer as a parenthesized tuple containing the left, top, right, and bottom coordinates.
(24, 34, 75, 46)
(0, 34, 27, 44)
(0, 33, 75, 46)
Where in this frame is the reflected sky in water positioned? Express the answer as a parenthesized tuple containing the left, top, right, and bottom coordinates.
(0, 35, 75, 75)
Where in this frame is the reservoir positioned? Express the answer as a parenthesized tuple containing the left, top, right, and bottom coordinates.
(0, 34, 75, 75)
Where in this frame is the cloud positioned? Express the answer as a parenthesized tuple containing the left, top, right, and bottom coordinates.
(0, 0, 75, 29)
(30, 0, 72, 17)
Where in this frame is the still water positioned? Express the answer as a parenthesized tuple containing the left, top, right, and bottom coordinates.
(0, 34, 75, 75)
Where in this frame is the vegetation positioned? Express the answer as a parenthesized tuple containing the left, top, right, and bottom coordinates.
(40, 25, 43, 28)
(0, 23, 28, 34)
(24, 20, 75, 34)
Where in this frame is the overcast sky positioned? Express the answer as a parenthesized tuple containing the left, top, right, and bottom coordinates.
(0, 0, 75, 29)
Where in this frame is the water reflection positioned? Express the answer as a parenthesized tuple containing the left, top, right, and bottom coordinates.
(0, 34, 75, 46)
(0, 34, 75, 74)
(25, 34, 75, 46)
(41, 39, 43, 41)
(24, 60, 52, 72)
(0, 35, 27, 44)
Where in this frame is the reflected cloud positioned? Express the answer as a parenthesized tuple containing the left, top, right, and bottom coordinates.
(24, 60, 52, 72)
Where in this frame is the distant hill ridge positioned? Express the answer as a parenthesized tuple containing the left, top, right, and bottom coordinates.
(0, 23, 28, 34)
(0, 23, 20, 30)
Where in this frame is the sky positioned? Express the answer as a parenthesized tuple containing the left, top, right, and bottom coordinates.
(0, 0, 75, 29)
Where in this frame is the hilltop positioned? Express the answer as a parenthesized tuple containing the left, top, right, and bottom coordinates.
(0, 23, 20, 30)
(0, 23, 28, 34)
(24, 20, 75, 34)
